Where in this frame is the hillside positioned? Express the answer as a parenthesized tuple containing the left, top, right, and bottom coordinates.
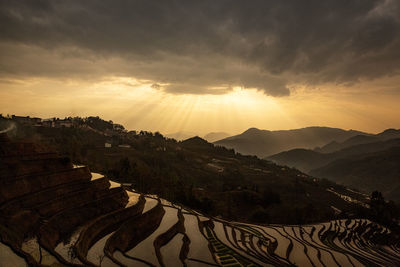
(166, 131, 231, 142)
(310, 147, 400, 203)
(268, 138, 400, 172)
(377, 128, 400, 140)
(1, 133, 399, 266)
(0, 117, 370, 225)
(268, 136, 400, 202)
(316, 135, 380, 153)
(267, 149, 331, 172)
(203, 132, 230, 142)
(165, 131, 196, 141)
(214, 127, 366, 158)
(316, 129, 400, 153)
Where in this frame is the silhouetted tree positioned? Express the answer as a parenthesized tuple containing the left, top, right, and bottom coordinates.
(370, 190, 399, 227)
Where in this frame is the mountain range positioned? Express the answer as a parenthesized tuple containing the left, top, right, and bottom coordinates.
(214, 126, 366, 157)
(165, 131, 230, 142)
(315, 128, 400, 153)
(267, 129, 400, 202)
(203, 131, 230, 142)
(165, 131, 196, 141)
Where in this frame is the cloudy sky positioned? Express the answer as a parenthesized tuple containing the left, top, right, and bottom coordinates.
(0, 0, 399, 135)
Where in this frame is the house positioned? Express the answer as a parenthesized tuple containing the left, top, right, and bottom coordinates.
(31, 117, 42, 124)
(42, 119, 55, 127)
(105, 143, 112, 148)
(55, 118, 73, 128)
(12, 115, 41, 125)
(118, 144, 131, 148)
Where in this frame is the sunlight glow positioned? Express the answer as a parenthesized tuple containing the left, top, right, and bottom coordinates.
(1, 76, 399, 136)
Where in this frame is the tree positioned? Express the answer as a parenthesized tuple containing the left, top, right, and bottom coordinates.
(251, 207, 269, 223)
(370, 191, 399, 226)
(262, 190, 281, 207)
(370, 191, 385, 218)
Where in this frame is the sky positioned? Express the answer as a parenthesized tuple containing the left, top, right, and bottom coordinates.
(0, 0, 399, 135)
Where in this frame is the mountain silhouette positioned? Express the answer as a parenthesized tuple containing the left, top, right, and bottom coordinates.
(214, 126, 366, 157)
(267, 129, 400, 202)
(165, 131, 196, 141)
(203, 132, 230, 142)
(268, 130, 400, 171)
(310, 146, 400, 203)
(315, 129, 400, 153)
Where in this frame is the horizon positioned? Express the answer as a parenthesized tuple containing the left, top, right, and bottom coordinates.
(1, 85, 399, 136)
(2, 112, 398, 137)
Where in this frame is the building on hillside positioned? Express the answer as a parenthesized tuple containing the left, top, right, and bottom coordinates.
(42, 119, 55, 127)
(12, 115, 41, 125)
(118, 144, 131, 148)
(55, 118, 73, 128)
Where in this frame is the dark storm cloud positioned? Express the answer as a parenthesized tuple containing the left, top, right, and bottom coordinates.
(0, 0, 399, 96)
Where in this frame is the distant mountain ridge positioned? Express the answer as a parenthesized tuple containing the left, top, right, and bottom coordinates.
(165, 131, 231, 142)
(214, 126, 367, 158)
(268, 137, 400, 172)
(310, 146, 400, 203)
(315, 129, 400, 153)
(315, 135, 378, 153)
(203, 132, 230, 142)
(267, 129, 400, 202)
(165, 131, 196, 141)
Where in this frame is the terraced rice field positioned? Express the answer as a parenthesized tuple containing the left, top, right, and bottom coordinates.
(0, 134, 399, 266)
(6, 184, 399, 267)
